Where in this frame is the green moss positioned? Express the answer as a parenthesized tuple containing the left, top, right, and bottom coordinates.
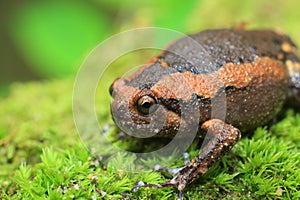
(0, 79, 80, 197)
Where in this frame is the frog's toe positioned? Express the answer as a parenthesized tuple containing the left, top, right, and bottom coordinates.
(132, 152, 193, 199)
(132, 180, 176, 192)
(152, 152, 191, 177)
(132, 179, 183, 199)
(183, 152, 190, 165)
(153, 164, 183, 177)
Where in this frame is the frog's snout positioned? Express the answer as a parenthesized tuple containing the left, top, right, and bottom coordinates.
(109, 77, 122, 97)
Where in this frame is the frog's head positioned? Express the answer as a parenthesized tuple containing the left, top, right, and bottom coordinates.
(109, 61, 201, 138)
(110, 77, 183, 138)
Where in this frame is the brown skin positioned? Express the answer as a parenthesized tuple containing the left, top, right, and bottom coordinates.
(110, 29, 300, 199)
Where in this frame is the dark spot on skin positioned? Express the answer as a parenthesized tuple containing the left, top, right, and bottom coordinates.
(158, 98, 182, 115)
(225, 85, 250, 94)
(170, 62, 200, 74)
(225, 85, 235, 91)
(172, 63, 185, 72)
(287, 57, 300, 63)
(189, 66, 199, 74)
(138, 84, 152, 90)
(157, 56, 164, 61)
(177, 65, 185, 72)
(196, 95, 212, 103)
(238, 57, 244, 63)
(272, 38, 282, 45)
(216, 62, 223, 68)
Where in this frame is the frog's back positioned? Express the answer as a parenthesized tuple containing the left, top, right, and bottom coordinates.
(163, 29, 299, 73)
(127, 29, 299, 90)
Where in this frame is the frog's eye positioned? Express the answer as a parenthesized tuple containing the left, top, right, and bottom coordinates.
(136, 95, 157, 114)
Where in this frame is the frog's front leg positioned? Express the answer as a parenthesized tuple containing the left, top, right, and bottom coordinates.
(133, 119, 241, 200)
(174, 119, 241, 191)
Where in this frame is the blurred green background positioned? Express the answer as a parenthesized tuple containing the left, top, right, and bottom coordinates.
(1, 0, 300, 97)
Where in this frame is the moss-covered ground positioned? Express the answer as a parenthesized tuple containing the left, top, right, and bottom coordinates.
(0, 78, 299, 200)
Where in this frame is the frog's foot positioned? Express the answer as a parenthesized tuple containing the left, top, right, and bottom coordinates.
(132, 179, 183, 200)
(132, 180, 176, 191)
(152, 164, 182, 177)
(133, 119, 241, 200)
(132, 152, 190, 200)
(152, 152, 190, 177)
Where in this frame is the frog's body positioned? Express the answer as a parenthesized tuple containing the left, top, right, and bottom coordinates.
(110, 29, 300, 199)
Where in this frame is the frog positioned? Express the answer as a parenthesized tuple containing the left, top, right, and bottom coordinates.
(109, 29, 300, 199)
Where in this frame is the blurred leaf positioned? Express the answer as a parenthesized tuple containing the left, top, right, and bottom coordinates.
(94, 0, 202, 31)
(9, 1, 111, 78)
(151, 0, 202, 30)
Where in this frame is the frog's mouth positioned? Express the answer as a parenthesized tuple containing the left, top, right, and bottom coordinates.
(111, 96, 181, 138)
